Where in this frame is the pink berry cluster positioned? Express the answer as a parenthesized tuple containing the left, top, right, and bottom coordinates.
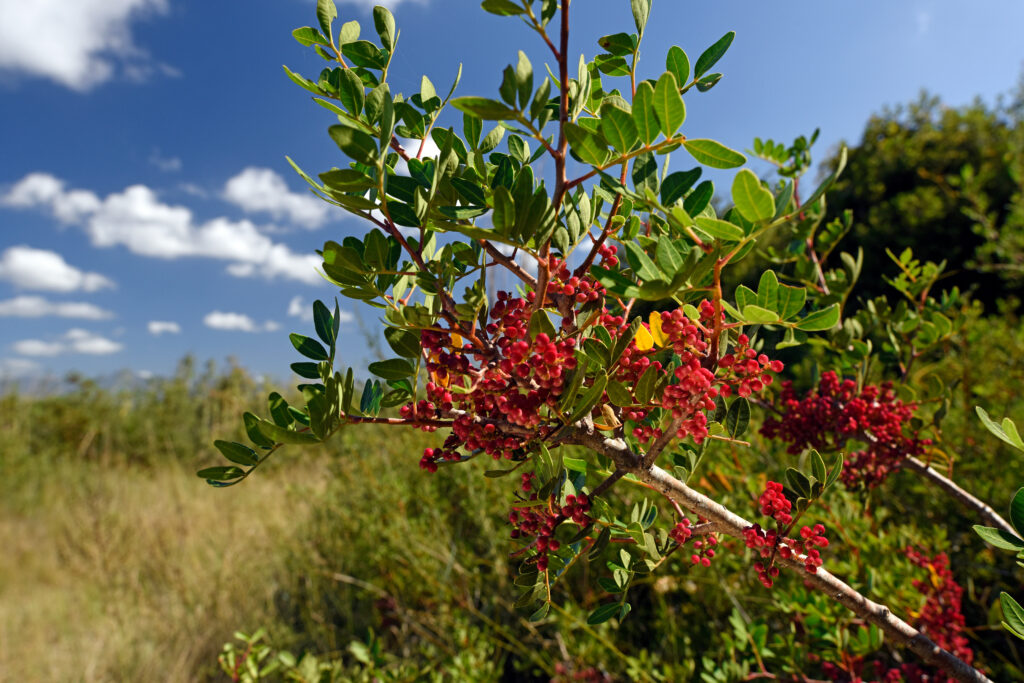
(668, 518, 718, 567)
(508, 473, 592, 572)
(743, 482, 828, 587)
(717, 333, 785, 399)
(760, 371, 930, 488)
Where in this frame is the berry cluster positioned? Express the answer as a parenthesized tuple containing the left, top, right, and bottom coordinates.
(904, 547, 973, 673)
(760, 371, 930, 488)
(508, 473, 591, 572)
(743, 482, 828, 587)
(820, 548, 973, 683)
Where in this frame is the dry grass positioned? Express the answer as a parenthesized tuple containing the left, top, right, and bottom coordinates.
(0, 459, 328, 682)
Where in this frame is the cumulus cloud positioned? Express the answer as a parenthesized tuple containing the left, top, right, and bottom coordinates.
(0, 245, 114, 292)
(287, 295, 355, 324)
(147, 320, 181, 335)
(13, 328, 123, 356)
(0, 0, 170, 91)
(223, 167, 330, 228)
(203, 311, 279, 333)
(0, 295, 114, 319)
(1, 173, 323, 285)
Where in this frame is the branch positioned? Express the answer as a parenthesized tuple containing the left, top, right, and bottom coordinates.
(563, 425, 992, 683)
(480, 240, 538, 288)
(903, 456, 1016, 535)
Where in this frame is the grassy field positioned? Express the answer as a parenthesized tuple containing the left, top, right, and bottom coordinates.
(5, 306, 1024, 681)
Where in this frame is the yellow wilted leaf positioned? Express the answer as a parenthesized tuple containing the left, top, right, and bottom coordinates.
(635, 324, 654, 351)
(649, 312, 667, 347)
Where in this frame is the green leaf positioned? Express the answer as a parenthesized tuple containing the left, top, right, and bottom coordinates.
(282, 65, 324, 96)
(384, 327, 421, 358)
(313, 300, 335, 346)
(731, 169, 774, 223)
(1011, 488, 1024, 538)
(341, 40, 388, 70)
(631, 80, 659, 145)
(450, 96, 518, 120)
(694, 31, 734, 79)
(630, 0, 651, 35)
(528, 309, 557, 341)
(796, 304, 840, 332)
(683, 180, 713, 215)
(291, 362, 321, 380)
(600, 100, 639, 153)
(811, 450, 827, 484)
(316, 0, 337, 42)
(660, 168, 701, 206)
(587, 602, 622, 625)
(197, 466, 245, 481)
(598, 32, 636, 57)
(606, 381, 633, 407)
(684, 139, 745, 169)
(256, 420, 320, 445)
(372, 5, 396, 51)
(694, 217, 744, 242)
(290, 333, 330, 361)
(368, 358, 415, 381)
(480, 0, 524, 15)
(652, 72, 685, 137)
(565, 123, 610, 167)
(1001, 593, 1024, 640)
(725, 397, 750, 438)
(492, 186, 516, 232)
(666, 46, 690, 85)
(976, 407, 1024, 452)
(214, 440, 259, 467)
(329, 125, 378, 165)
(567, 374, 608, 423)
(635, 365, 657, 405)
(973, 525, 1024, 552)
(741, 305, 778, 324)
(338, 20, 360, 45)
(337, 68, 365, 116)
(293, 27, 330, 48)
(623, 242, 664, 281)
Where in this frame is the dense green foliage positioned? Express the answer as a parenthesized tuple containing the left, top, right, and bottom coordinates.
(823, 87, 1024, 306)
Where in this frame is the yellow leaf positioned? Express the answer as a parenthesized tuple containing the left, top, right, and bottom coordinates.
(635, 324, 654, 351)
(451, 333, 464, 348)
(649, 312, 667, 347)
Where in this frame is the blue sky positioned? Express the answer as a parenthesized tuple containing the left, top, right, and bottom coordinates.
(1, 0, 1023, 383)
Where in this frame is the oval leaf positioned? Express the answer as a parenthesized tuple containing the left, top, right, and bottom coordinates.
(684, 139, 746, 169)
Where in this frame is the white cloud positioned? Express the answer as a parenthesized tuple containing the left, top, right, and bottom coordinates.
(0, 0, 170, 91)
(0, 295, 113, 319)
(147, 320, 180, 335)
(203, 311, 279, 333)
(223, 167, 330, 229)
(0, 245, 114, 292)
(287, 295, 355, 324)
(12, 328, 122, 356)
(149, 149, 182, 172)
(287, 295, 313, 322)
(395, 136, 442, 176)
(2, 173, 324, 286)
